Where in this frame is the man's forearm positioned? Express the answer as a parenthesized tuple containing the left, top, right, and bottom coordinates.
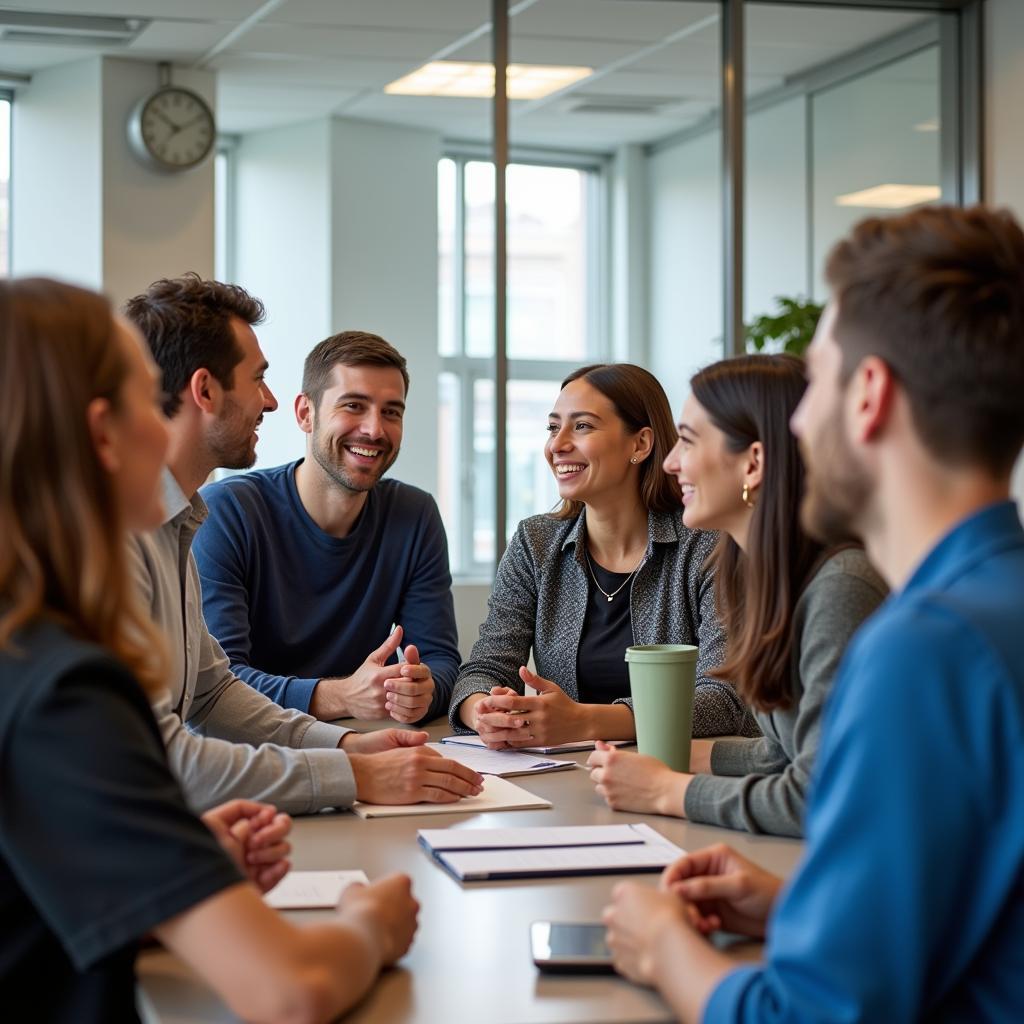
(650, 922, 736, 1024)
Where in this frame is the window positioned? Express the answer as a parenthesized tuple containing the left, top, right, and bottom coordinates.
(438, 155, 607, 576)
(0, 97, 11, 275)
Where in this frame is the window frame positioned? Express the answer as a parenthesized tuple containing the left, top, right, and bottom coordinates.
(439, 149, 611, 579)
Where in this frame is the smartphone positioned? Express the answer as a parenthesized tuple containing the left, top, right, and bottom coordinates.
(531, 921, 616, 974)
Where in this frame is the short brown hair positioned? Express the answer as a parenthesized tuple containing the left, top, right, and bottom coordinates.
(0, 278, 167, 693)
(826, 205, 1024, 475)
(302, 330, 410, 410)
(551, 363, 681, 519)
(123, 273, 265, 418)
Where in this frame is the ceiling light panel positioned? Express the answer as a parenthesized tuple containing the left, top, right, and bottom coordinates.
(385, 61, 592, 99)
(835, 184, 942, 209)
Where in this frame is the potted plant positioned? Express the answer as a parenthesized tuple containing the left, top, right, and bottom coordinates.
(745, 296, 824, 357)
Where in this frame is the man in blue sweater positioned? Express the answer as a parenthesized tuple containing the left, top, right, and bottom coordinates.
(601, 205, 1024, 1021)
(194, 331, 461, 725)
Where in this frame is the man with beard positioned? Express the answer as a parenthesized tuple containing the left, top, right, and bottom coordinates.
(124, 278, 482, 813)
(194, 330, 460, 725)
(601, 205, 1024, 1022)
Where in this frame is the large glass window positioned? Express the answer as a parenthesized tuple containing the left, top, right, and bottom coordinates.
(438, 154, 606, 576)
(0, 98, 11, 276)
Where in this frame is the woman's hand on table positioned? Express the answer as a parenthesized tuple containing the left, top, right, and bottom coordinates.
(475, 668, 588, 748)
(467, 687, 524, 749)
(587, 743, 690, 817)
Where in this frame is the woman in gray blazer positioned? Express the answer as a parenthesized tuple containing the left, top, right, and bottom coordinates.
(588, 355, 886, 837)
(449, 363, 754, 749)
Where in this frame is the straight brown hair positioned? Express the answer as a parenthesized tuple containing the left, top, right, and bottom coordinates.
(0, 279, 167, 693)
(551, 363, 681, 520)
(826, 205, 1024, 475)
(696, 355, 824, 711)
(302, 330, 410, 411)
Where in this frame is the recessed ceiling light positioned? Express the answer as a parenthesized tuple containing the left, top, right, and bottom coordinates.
(914, 118, 940, 133)
(835, 184, 942, 210)
(384, 61, 592, 100)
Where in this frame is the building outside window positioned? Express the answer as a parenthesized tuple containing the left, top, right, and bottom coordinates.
(438, 155, 607, 576)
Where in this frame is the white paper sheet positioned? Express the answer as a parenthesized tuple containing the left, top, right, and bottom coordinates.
(352, 774, 552, 819)
(440, 735, 633, 755)
(263, 870, 368, 909)
(418, 823, 656, 852)
(427, 741, 576, 777)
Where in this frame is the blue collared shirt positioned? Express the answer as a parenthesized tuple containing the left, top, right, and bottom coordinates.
(707, 501, 1024, 1023)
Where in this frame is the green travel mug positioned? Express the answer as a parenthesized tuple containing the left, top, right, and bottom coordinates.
(625, 644, 698, 772)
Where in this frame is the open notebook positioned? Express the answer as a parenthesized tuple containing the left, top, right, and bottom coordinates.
(351, 774, 552, 819)
(418, 823, 684, 881)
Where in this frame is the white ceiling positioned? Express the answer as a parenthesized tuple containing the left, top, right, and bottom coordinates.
(0, 1, 931, 150)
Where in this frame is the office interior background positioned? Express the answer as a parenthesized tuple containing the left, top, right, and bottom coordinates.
(4, 0, 1022, 651)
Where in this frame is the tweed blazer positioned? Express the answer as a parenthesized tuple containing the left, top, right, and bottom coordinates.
(449, 506, 752, 738)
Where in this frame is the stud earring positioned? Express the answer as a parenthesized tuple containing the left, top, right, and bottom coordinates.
(741, 483, 756, 508)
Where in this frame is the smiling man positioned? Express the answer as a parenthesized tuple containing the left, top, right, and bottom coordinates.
(194, 331, 460, 725)
(124, 283, 480, 814)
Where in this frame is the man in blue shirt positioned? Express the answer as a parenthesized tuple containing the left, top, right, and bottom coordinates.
(125, 277, 482, 812)
(194, 331, 461, 724)
(600, 205, 1024, 1021)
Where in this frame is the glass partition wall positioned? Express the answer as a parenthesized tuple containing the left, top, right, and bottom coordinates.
(468, 0, 979, 573)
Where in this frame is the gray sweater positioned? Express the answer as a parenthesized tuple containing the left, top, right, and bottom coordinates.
(684, 547, 887, 837)
(450, 506, 756, 738)
(130, 469, 356, 815)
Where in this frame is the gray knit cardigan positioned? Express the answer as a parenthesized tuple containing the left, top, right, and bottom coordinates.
(448, 506, 754, 738)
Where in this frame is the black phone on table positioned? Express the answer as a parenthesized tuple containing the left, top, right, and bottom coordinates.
(531, 921, 616, 974)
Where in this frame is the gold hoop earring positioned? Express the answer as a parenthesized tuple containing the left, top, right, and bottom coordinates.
(741, 483, 756, 508)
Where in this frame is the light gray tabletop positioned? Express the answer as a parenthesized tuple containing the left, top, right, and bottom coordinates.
(138, 722, 803, 1024)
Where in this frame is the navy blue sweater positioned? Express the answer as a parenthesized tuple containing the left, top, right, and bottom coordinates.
(194, 461, 460, 721)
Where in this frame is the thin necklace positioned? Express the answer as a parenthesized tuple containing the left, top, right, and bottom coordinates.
(584, 549, 647, 602)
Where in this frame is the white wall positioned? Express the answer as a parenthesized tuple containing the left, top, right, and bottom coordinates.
(646, 129, 723, 412)
(329, 118, 442, 497)
(12, 59, 103, 289)
(100, 59, 216, 307)
(745, 97, 809, 320)
(11, 57, 215, 308)
(646, 96, 808, 413)
(985, 0, 1024, 512)
(233, 118, 333, 472)
(611, 143, 648, 364)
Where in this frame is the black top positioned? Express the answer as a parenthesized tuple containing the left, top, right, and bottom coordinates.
(575, 558, 635, 704)
(0, 620, 242, 1023)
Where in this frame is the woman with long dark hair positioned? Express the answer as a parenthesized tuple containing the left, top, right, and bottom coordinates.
(588, 354, 885, 836)
(449, 363, 753, 748)
(0, 278, 418, 1021)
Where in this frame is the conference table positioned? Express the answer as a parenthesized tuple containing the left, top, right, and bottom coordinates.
(138, 721, 803, 1024)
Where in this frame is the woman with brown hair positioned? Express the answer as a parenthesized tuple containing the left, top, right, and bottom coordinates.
(588, 354, 886, 837)
(449, 363, 750, 749)
(0, 278, 418, 1022)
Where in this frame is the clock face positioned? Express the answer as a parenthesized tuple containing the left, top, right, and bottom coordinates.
(136, 88, 215, 170)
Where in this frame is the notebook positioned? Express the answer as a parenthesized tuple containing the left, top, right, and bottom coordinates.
(417, 822, 684, 881)
(351, 774, 552, 819)
(427, 741, 576, 777)
(441, 735, 634, 755)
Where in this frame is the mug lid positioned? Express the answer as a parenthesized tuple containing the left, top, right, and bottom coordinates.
(625, 644, 698, 664)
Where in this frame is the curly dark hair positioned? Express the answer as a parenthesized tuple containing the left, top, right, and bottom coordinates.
(123, 273, 265, 417)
